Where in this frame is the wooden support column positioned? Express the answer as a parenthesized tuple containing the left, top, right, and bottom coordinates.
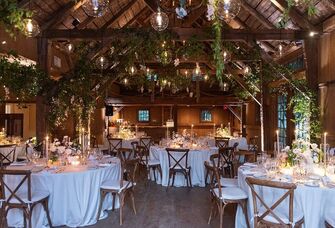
(241, 104, 247, 137)
(304, 38, 320, 91)
(36, 38, 49, 143)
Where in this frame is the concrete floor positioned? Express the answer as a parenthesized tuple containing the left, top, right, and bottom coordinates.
(74, 176, 236, 228)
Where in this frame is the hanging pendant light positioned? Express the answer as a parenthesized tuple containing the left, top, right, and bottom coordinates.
(243, 65, 251, 76)
(65, 42, 75, 53)
(127, 65, 137, 75)
(95, 55, 109, 69)
(217, 0, 241, 23)
(193, 62, 201, 77)
(23, 18, 40, 37)
(150, 7, 169, 31)
(83, 0, 109, 17)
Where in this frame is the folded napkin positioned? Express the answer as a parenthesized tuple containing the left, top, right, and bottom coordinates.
(98, 163, 112, 167)
(244, 162, 257, 167)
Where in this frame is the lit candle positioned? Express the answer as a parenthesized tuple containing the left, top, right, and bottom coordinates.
(45, 135, 49, 161)
(213, 123, 216, 136)
(324, 132, 327, 164)
(135, 125, 138, 136)
(276, 130, 280, 157)
(166, 125, 169, 140)
(82, 128, 85, 152)
(191, 124, 194, 138)
(228, 122, 231, 135)
(220, 124, 223, 129)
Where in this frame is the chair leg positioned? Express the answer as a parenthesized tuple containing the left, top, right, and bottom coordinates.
(42, 200, 53, 228)
(218, 202, 227, 228)
(23, 209, 27, 228)
(188, 172, 192, 188)
(208, 197, 215, 224)
(130, 190, 137, 215)
(158, 165, 162, 181)
(96, 190, 107, 221)
(204, 169, 208, 185)
(119, 192, 126, 225)
(239, 200, 250, 228)
(112, 192, 116, 211)
(28, 211, 32, 228)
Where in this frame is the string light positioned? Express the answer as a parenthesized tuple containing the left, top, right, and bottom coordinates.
(65, 42, 74, 53)
(82, 0, 109, 17)
(150, 8, 169, 31)
(23, 18, 40, 37)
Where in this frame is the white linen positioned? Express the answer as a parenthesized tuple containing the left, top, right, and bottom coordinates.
(200, 137, 249, 150)
(7, 161, 121, 228)
(149, 146, 217, 187)
(103, 138, 139, 149)
(235, 167, 335, 228)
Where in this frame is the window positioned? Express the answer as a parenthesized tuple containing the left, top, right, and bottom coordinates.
(200, 110, 212, 122)
(278, 95, 287, 146)
(295, 113, 310, 141)
(138, 109, 150, 122)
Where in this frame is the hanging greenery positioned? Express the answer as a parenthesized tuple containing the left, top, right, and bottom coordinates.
(0, 0, 33, 37)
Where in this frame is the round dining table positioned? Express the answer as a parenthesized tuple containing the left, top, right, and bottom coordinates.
(235, 164, 335, 228)
(149, 146, 218, 187)
(6, 158, 121, 228)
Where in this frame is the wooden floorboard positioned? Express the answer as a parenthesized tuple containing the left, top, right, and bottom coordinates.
(65, 177, 236, 228)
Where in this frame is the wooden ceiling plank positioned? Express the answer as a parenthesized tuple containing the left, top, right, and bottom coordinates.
(240, 0, 276, 29)
(44, 28, 317, 41)
(323, 15, 335, 33)
(270, 0, 320, 31)
(41, 0, 85, 30)
(101, 0, 138, 30)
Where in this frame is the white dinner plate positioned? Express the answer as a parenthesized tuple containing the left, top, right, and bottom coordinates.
(304, 181, 320, 187)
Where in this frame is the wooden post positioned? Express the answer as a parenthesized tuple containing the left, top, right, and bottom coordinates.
(173, 105, 178, 133)
(36, 37, 49, 143)
(304, 38, 320, 91)
(241, 104, 247, 137)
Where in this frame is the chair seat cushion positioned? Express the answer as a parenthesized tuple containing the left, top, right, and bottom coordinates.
(220, 178, 238, 187)
(325, 207, 335, 227)
(7, 190, 49, 204)
(100, 180, 134, 192)
(258, 206, 304, 225)
(213, 187, 247, 200)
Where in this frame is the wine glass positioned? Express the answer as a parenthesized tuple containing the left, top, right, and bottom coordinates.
(32, 150, 41, 164)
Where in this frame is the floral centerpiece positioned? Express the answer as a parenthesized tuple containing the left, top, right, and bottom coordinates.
(50, 136, 81, 163)
(170, 133, 186, 148)
(216, 127, 231, 138)
(114, 125, 135, 139)
(279, 139, 322, 167)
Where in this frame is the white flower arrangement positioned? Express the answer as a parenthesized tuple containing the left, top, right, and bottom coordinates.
(115, 126, 135, 139)
(216, 127, 231, 138)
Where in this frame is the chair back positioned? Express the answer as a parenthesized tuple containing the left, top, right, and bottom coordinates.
(166, 148, 190, 170)
(91, 136, 99, 148)
(209, 153, 222, 169)
(117, 148, 135, 163)
(134, 145, 148, 165)
(245, 177, 297, 227)
(248, 136, 259, 152)
(140, 137, 153, 153)
(0, 169, 32, 204)
(107, 137, 122, 155)
(120, 158, 139, 189)
(218, 147, 236, 177)
(0, 146, 16, 167)
(131, 141, 139, 153)
(204, 161, 222, 197)
(215, 137, 230, 149)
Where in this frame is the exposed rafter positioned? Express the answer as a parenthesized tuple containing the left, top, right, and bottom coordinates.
(240, 1, 275, 29)
(41, 0, 85, 30)
(44, 28, 315, 40)
(101, 0, 138, 30)
(18, 0, 35, 8)
(323, 15, 335, 33)
(270, 0, 320, 31)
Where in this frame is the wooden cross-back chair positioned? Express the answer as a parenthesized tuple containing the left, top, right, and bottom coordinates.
(204, 162, 249, 228)
(97, 158, 139, 225)
(0, 169, 53, 228)
(0, 146, 16, 167)
(215, 137, 230, 149)
(248, 136, 259, 153)
(139, 137, 153, 153)
(166, 148, 192, 189)
(91, 136, 99, 149)
(245, 177, 304, 228)
(218, 146, 237, 178)
(107, 137, 122, 156)
(117, 148, 135, 163)
(135, 145, 162, 182)
(131, 141, 138, 153)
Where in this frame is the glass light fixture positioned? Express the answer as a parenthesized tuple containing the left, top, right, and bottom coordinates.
(82, 0, 109, 17)
(193, 62, 201, 77)
(278, 44, 283, 56)
(222, 49, 231, 63)
(157, 49, 172, 65)
(204, 74, 209, 81)
(23, 18, 40, 37)
(123, 78, 128, 85)
(95, 55, 109, 69)
(150, 7, 169, 31)
(243, 65, 251, 76)
(217, 0, 241, 23)
(223, 82, 229, 91)
(65, 42, 74, 53)
(127, 65, 137, 75)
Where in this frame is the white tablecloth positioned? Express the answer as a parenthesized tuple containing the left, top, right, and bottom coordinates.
(102, 138, 139, 150)
(7, 160, 121, 227)
(201, 137, 249, 150)
(235, 167, 335, 228)
(149, 146, 217, 187)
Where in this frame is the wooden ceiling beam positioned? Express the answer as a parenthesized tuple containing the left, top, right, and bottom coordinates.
(41, 0, 85, 30)
(44, 28, 316, 40)
(240, 1, 275, 29)
(270, 0, 320, 31)
(101, 0, 138, 30)
(323, 15, 335, 33)
(18, 0, 36, 8)
(143, 0, 158, 11)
